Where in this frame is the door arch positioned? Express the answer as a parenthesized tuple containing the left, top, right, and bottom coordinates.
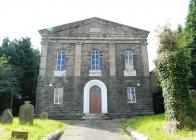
(83, 80, 108, 113)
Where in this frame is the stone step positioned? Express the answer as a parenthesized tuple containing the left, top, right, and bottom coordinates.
(82, 113, 112, 120)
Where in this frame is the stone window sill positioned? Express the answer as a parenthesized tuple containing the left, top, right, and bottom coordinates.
(54, 70, 66, 77)
(89, 70, 102, 76)
(128, 101, 136, 104)
(124, 70, 136, 76)
(54, 103, 62, 104)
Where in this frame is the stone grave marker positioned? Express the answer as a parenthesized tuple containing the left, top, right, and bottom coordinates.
(40, 111, 48, 119)
(0, 109, 13, 124)
(12, 131, 28, 140)
(19, 101, 34, 124)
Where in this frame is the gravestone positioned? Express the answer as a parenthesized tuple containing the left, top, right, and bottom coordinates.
(19, 101, 34, 124)
(40, 112, 48, 119)
(0, 109, 13, 124)
(12, 131, 28, 140)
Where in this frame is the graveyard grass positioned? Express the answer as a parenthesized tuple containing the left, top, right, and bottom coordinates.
(121, 114, 196, 140)
(0, 118, 67, 140)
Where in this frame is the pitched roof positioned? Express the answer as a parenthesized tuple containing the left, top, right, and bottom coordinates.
(39, 17, 149, 35)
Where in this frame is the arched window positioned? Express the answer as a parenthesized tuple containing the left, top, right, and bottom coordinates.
(91, 50, 100, 70)
(56, 50, 65, 71)
(124, 50, 133, 70)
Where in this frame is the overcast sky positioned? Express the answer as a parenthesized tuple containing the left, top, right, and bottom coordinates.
(0, 0, 189, 70)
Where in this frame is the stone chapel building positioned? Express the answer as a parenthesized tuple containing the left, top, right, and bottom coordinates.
(35, 17, 154, 119)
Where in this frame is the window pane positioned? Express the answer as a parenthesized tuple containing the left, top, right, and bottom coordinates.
(56, 50, 65, 71)
(95, 54, 98, 59)
(59, 92, 63, 104)
(91, 50, 100, 70)
(92, 65, 95, 70)
(58, 53, 61, 59)
(54, 92, 58, 103)
(60, 65, 64, 70)
(127, 87, 136, 103)
(127, 93, 131, 102)
(125, 53, 128, 64)
(61, 59, 65, 65)
(129, 54, 133, 65)
(61, 55, 65, 61)
(124, 51, 133, 70)
(92, 54, 95, 59)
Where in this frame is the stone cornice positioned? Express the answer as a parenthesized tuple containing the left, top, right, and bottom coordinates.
(41, 39, 148, 45)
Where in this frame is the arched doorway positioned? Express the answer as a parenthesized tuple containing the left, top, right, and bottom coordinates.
(90, 86, 101, 113)
(83, 80, 108, 113)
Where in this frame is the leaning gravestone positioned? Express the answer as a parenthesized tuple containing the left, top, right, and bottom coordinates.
(40, 112, 48, 119)
(19, 101, 34, 124)
(0, 109, 13, 124)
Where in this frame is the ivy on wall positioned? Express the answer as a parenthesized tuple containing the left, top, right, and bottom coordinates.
(155, 26, 194, 129)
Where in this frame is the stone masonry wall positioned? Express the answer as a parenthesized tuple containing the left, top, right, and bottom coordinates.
(35, 42, 154, 119)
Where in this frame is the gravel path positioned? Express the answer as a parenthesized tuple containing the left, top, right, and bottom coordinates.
(59, 119, 129, 140)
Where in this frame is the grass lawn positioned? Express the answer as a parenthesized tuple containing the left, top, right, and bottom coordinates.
(0, 118, 67, 140)
(121, 114, 196, 140)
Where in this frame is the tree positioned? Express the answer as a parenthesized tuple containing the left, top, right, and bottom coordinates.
(0, 56, 20, 113)
(185, 0, 196, 47)
(184, 0, 196, 90)
(156, 26, 194, 130)
(0, 37, 40, 115)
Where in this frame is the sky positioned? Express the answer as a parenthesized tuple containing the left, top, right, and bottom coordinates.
(0, 0, 189, 70)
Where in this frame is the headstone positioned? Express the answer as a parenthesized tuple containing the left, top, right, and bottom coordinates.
(19, 101, 34, 124)
(0, 109, 13, 124)
(40, 112, 48, 119)
(12, 131, 28, 140)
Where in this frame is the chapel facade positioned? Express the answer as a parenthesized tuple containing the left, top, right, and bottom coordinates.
(35, 17, 154, 119)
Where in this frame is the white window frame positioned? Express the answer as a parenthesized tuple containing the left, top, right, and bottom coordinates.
(91, 50, 100, 70)
(124, 50, 133, 70)
(127, 87, 136, 103)
(54, 88, 63, 104)
(56, 50, 65, 71)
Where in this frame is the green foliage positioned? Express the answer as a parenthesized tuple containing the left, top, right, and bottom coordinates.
(0, 55, 20, 113)
(176, 25, 186, 48)
(156, 26, 194, 128)
(158, 26, 178, 53)
(0, 37, 40, 115)
(156, 48, 193, 127)
(121, 114, 196, 140)
(185, 0, 196, 48)
(184, 0, 196, 90)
